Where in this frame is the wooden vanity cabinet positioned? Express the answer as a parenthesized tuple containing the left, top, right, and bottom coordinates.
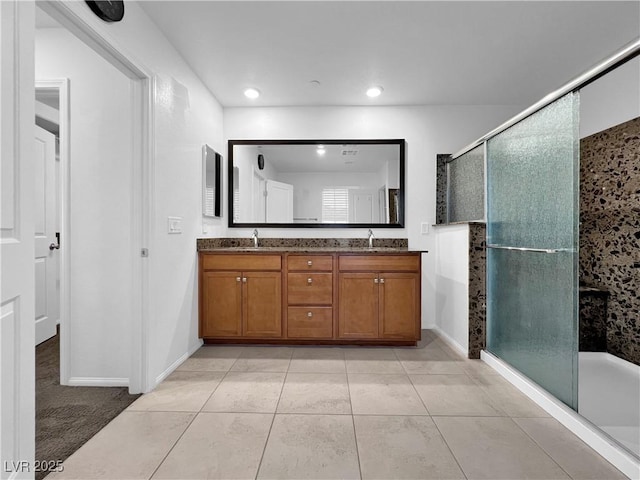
(199, 251, 420, 345)
(199, 254, 282, 339)
(286, 254, 334, 339)
(338, 254, 420, 341)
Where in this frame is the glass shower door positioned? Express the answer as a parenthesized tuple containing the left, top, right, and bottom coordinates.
(486, 92, 580, 409)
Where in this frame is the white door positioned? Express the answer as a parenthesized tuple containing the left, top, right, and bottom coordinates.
(34, 125, 58, 344)
(265, 180, 294, 223)
(352, 192, 374, 223)
(1, 0, 36, 474)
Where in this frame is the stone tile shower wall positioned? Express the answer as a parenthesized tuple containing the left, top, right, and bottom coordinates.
(580, 116, 639, 366)
(468, 223, 486, 359)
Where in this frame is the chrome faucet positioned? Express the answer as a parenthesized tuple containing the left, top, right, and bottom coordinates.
(252, 229, 259, 248)
(368, 229, 375, 248)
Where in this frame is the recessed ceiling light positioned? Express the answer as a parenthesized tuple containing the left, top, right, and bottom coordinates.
(366, 86, 383, 98)
(244, 88, 260, 99)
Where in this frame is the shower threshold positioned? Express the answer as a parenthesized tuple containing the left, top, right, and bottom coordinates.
(579, 352, 640, 458)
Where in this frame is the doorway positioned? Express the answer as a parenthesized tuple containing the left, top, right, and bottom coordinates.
(32, 3, 150, 474)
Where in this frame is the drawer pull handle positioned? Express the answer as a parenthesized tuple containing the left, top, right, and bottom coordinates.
(236, 277, 241, 282)
(380, 278, 385, 284)
(307, 278, 313, 284)
(307, 260, 313, 266)
(307, 312, 313, 318)
(374, 278, 379, 284)
(242, 277, 247, 283)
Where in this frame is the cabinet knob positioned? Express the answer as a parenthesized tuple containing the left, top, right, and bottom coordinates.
(236, 277, 241, 282)
(307, 311, 313, 318)
(307, 277, 313, 284)
(242, 277, 247, 283)
(374, 278, 379, 284)
(380, 278, 385, 284)
(307, 260, 313, 266)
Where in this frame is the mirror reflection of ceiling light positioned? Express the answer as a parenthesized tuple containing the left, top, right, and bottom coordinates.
(244, 88, 260, 99)
(366, 86, 383, 98)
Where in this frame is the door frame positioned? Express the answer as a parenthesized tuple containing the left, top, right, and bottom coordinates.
(35, 0, 155, 393)
(35, 79, 69, 382)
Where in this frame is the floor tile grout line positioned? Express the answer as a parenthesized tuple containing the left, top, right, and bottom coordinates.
(254, 355, 291, 480)
(392, 346, 411, 377)
(406, 371, 432, 416)
(508, 417, 581, 480)
(346, 368, 363, 479)
(254, 412, 277, 480)
(429, 416, 470, 480)
(146, 411, 199, 480)
(196, 364, 236, 413)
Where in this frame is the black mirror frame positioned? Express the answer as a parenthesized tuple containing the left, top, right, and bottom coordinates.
(228, 139, 405, 228)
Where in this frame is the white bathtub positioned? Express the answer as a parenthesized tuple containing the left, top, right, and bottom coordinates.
(579, 352, 640, 458)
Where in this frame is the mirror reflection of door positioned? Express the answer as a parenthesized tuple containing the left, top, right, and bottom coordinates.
(351, 191, 376, 223)
(265, 180, 294, 223)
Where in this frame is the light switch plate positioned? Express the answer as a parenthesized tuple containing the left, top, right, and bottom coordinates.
(167, 216, 183, 234)
(421, 222, 429, 235)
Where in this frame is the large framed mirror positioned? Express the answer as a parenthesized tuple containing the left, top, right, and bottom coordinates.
(228, 139, 405, 228)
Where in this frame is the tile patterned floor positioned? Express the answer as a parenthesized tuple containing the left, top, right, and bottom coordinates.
(46, 331, 628, 480)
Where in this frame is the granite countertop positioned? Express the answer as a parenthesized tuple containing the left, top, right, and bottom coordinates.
(196, 237, 426, 253)
(198, 246, 415, 253)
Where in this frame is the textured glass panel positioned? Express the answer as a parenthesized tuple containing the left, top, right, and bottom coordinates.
(486, 92, 579, 410)
(487, 248, 578, 407)
(449, 145, 484, 222)
(487, 94, 579, 250)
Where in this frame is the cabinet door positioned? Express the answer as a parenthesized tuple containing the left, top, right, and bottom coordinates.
(338, 273, 379, 339)
(379, 273, 419, 340)
(201, 271, 242, 337)
(243, 271, 282, 337)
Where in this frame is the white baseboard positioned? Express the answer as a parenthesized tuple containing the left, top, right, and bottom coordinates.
(154, 341, 203, 387)
(67, 377, 129, 387)
(481, 351, 640, 480)
(431, 326, 467, 357)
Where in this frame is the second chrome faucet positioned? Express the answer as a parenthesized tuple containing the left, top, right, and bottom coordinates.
(252, 229, 259, 248)
(368, 229, 375, 248)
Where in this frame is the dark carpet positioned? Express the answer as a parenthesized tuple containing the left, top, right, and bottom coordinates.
(36, 332, 140, 480)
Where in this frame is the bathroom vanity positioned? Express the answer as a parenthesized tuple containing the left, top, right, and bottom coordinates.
(198, 240, 422, 346)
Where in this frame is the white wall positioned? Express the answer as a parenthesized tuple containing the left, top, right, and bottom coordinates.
(37, 2, 224, 390)
(36, 28, 134, 382)
(580, 55, 640, 138)
(222, 105, 523, 330)
(433, 224, 470, 352)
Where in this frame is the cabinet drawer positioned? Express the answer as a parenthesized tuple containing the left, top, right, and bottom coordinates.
(287, 255, 333, 272)
(201, 253, 281, 271)
(338, 254, 419, 272)
(287, 273, 333, 305)
(288, 307, 333, 338)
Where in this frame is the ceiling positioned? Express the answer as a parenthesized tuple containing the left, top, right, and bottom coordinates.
(139, 1, 639, 108)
